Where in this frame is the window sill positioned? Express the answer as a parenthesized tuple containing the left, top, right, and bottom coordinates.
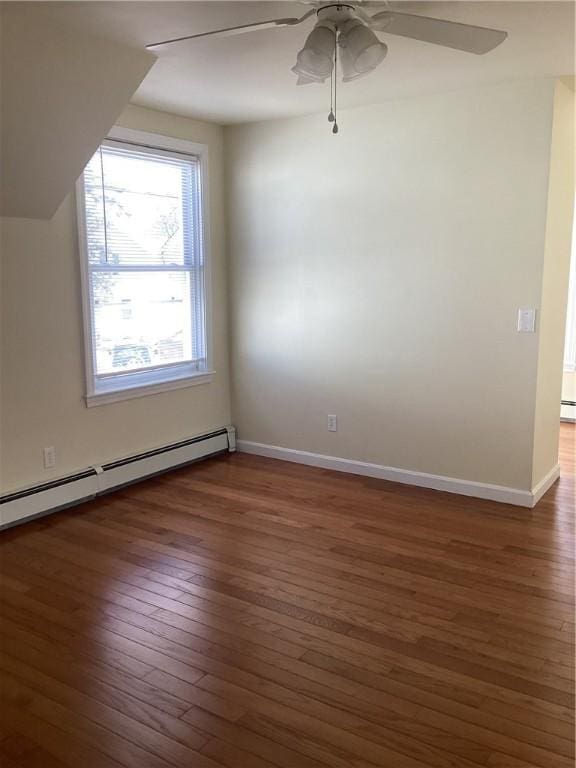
(85, 370, 215, 408)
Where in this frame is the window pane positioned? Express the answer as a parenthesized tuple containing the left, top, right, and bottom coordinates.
(91, 271, 199, 376)
(83, 145, 198, 267)
(83, 151, 107, 265)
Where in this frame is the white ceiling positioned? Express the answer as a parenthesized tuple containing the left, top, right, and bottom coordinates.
(30, 1, 575, 124)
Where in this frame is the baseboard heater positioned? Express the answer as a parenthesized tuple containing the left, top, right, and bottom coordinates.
(0, 426, 235, 530)
(561, 399, 576, 423)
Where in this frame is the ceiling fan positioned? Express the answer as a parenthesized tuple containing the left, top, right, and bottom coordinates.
(147, 2, 507, 133)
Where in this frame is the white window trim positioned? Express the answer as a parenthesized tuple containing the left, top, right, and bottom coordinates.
(76, 126, 214, 407)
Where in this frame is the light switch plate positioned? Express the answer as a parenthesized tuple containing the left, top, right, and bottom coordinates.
(517, 308, 536, 333)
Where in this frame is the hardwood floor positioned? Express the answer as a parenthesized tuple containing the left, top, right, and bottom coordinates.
(0, 425, 574, 768)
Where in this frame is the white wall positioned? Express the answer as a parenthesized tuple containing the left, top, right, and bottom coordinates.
(532, 79, 575, 482)
(0, 105, 231, 493)
(226, 79, 559, 492)
(2, 76, 570, 500)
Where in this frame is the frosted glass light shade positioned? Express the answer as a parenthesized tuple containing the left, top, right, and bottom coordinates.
(291, 65, 328, 84)
(292, 21, 335, 82)
(295, 73, 322, 85)
(339, 42, 366, 82)
(340, 20, 387, 74)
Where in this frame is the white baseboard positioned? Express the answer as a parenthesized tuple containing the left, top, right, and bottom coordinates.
(237, 440, 558, 508)
(2, 430, 559, 527)
(531, 463, 561, 506)
(1, 428, 232, 528)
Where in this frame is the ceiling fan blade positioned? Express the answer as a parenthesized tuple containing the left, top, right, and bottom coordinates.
(370, 11, 507, 54)
(146, 11, 315, 49)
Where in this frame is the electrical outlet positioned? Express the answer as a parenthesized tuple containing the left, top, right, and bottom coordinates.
(327, 414, 338, 432)
(43, 446, 56, 469)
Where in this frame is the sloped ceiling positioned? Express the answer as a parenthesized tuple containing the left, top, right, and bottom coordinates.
(0, 4, 156, 219)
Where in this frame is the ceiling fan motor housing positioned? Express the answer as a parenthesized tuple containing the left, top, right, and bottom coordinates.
(316, 4, 358, 27)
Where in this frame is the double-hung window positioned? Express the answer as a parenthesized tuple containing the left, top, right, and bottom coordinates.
(77, 128, 211, 406)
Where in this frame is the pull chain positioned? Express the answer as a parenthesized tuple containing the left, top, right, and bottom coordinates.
(328, 32, 336, 123)
(332, 37, 339, 135)
(328, 65, 335, 123)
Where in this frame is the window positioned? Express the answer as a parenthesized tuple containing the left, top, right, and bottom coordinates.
(77, 128, 211, 406)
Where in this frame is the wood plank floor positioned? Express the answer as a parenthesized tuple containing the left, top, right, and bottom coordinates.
(0, 425, 574, 768)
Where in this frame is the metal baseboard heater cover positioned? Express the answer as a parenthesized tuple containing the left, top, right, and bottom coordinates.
(0, 426, 236, 529)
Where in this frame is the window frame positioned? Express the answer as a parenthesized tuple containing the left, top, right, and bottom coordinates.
(76, 126, 214, 407)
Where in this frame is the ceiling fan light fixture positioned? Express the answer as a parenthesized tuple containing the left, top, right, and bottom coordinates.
(340, 19, 388, 74)
(292, 20, 336, 81)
